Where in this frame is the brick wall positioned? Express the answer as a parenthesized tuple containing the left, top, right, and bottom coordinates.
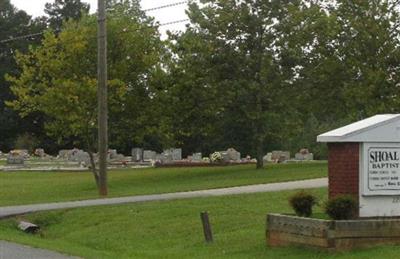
(327, 143, 359, 200)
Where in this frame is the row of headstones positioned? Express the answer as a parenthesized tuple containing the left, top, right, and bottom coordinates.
(58, 149, 126, 164)
(5, 148, 128, 166)
(6, 148, 58, 165)
(5, 148, 313, 166)
(263, 149, 314, 163)
(131, 147, 242, 163)
(6, 150, 31, 165)
(132, 148, 183, 163)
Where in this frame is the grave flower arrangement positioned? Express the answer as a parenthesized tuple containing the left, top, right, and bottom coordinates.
(202, 157, 211, 163)
(210, 152, 222, 163)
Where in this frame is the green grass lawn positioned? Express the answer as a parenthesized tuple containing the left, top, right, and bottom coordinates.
(0, 162, 326, 206)
(1, 188, 399, 259)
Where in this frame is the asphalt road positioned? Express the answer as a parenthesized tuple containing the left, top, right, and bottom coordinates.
(0, 178, 328, 219)
(0, 241, 78, 259)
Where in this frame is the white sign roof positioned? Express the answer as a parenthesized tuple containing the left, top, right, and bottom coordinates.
(317, 114, 400, 142)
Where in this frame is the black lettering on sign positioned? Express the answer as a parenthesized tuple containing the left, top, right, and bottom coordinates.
(370, 151, 400, 163)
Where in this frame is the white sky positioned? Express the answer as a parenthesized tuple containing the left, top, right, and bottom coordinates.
(11, 0, 189, 35)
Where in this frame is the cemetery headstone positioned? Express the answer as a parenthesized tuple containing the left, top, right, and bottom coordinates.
(263, 153, 273, 163)
(12, 149, 29, 159)
(161, 153, 173, 164)
(58, 150, 69, 160)
(65, 149, 90, 165)
(163, 148, 182, 161)
(155, 153, 164, 162)
(172, 148, 182, 161)
(294, 148, 314, 161)
(271, 151, 290, 162)
(220, 151, 230, 162)
(227, 148, 241, 161)
(143, 150, 157, 161)
(108, 149, 118, 159)
(192, 153, 202, 162)
(34, 148, 46, 158)
(7, 151, 25, 165)
(131, 148, 143, 162)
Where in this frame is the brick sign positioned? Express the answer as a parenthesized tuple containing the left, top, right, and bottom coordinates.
(318, 114, 400, 217)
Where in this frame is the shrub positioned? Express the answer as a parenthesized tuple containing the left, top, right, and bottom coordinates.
(324, 195, 357, 220)
(289, 191, 317, 217)
(14, 133, 38, 153)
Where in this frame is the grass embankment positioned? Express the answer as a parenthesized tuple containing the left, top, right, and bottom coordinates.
(0, 162, 326, 206)
(1, 188, 397, 258)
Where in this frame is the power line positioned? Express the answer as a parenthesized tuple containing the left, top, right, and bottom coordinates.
(143, 1, 188, 12)
(159, 19, 190, 27)
(0, 18, 190, 46)
(0, 32, 46, 44)
(1, 2, 191, 44)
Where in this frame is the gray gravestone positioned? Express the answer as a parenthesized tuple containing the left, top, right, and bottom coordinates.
(295, 149, 314, 161)
(11, 150, 29, 159)
(58, 150, 69, 159)
(263, 153, 273, 163)
(227, 148, 241, 161)
(67, 149, 90, 164)
(172, 148, 182, 161)
(131, 148, 144, 162)
(7, 153, 24, 165)
(163, 148, 182, 161)
(108, 149, 118, 159)
(271, 151, 290, 162)
(220, 151, 230, 162)
(143, 150, 157, 161)
(161, 153, 173, 163)
(155, 153, 164, 162)
(192, 153, 202, 162)
(34, 148, 46, 157)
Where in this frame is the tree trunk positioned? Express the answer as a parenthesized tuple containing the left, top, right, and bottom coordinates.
(88, 151, 100, 188)
(256, 136, 264, 169)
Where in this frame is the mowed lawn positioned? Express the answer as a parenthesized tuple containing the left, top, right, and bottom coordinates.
(0, 162, 326, 206)
(1, 188, 398, 259)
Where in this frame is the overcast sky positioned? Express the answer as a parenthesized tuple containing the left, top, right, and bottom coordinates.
(11, 0, 189, 35)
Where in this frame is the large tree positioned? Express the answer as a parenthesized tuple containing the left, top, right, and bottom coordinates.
(8, 1, 165, 189)
(168, 0, 400, 164)
(45, 0, 90, 30)
(333, 0, 400, 118)
(0, 0, 47, 151)
(295, 0, 400, 122)
(168, 0, 312, 168)
(285, 0, 400, 159)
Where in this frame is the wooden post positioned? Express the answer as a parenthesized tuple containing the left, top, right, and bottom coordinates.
(97, 0, 108, 196)
(200, 212, 213, 242)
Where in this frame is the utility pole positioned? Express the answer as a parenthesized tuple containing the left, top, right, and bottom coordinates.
(97, 0, 108, 196)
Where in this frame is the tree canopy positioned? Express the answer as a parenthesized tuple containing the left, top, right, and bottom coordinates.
(4, 0, 400, 169)
(45, 0, 90, 30)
